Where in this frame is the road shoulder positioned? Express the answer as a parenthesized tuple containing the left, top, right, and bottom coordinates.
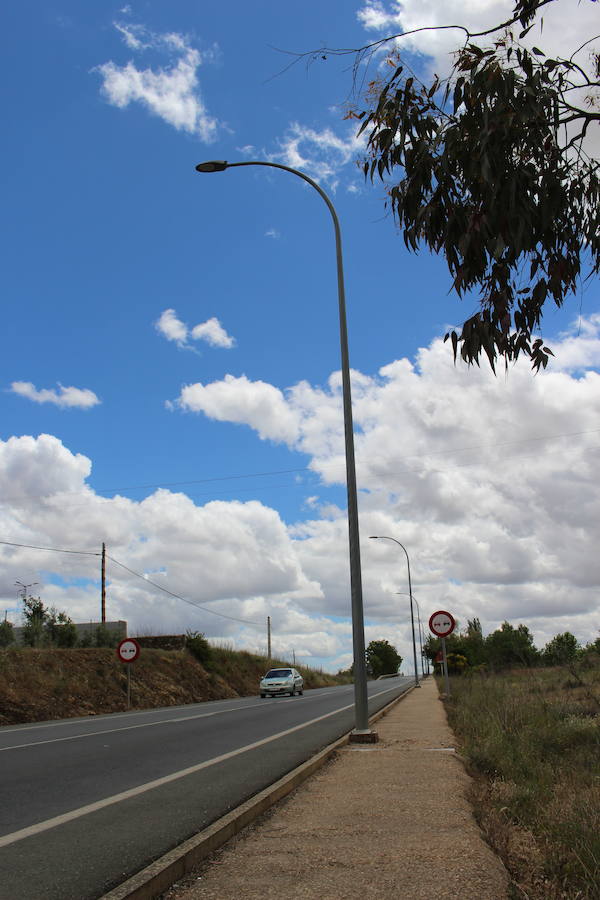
(162, 677, 510, 900)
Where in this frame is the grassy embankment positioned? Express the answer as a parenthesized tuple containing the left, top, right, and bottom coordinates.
(444, 660, 600, 899)
(0, 644, 350, 726)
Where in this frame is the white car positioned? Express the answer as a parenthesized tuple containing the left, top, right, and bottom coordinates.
(260, 667, 304, 698)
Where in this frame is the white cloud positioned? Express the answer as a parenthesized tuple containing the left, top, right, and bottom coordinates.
(0, 433, 322, 653)
(155, 308, 189, 347)
(10, 382, 100, 409)
(4, 318, 600, 671)
(356, 0, 600, 83)
(190, 317, 236, 348)
(171, 315, 600, 665)
(265, 228, 280, 239)
(176, 374, 301, 443)
(155, 309, 235, 350)
(269, 121, 367, 189)
(113, 22, 149, 51)
(96, 23, 218, 140)
(548, 314, 600, 372)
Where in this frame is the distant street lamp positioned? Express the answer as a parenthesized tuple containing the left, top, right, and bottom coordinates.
(196, 159, 375, 741)
(397, 592, 428, 677)
(15, 581, 38, 600)
(369, 536, 420, 687)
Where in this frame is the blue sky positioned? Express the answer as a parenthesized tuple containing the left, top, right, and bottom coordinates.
(2, 0, 600, 672)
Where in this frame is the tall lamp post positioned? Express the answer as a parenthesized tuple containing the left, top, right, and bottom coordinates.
(196, 159, 375, 741)
(396, 592, 427, 677)
(369, 536, 420, 687)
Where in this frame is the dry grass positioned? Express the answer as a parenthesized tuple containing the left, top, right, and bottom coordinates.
(0, 645, 351, 726)
(445, 660, 600, 899)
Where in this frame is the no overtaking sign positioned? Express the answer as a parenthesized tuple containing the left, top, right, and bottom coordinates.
(429, 610, 455, 638)
(117, 638, 141, 663)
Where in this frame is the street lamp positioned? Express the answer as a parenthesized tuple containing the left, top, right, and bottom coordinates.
(15, 581, 38, 600)
(196, 159, 375, 741)
(369, 536, 420, 687)
(396, 592, 428, 677)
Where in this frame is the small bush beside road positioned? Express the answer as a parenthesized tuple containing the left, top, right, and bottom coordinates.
(444, 661, 600, 898)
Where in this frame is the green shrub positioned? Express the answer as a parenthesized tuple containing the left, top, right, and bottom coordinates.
(0, 620, 15, 647)
(186, 631, 213, 669)
(94, 626, 118, 648)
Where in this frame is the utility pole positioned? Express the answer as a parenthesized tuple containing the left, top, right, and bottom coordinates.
(292, 649, 295, 666)
(267, 616, 271, 660)
(101, 543, 106, 624)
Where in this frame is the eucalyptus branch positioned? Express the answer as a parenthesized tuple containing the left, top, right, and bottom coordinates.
(273, 0, 558, 80)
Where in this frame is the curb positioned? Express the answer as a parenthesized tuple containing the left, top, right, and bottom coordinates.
(100, 684, 416, 900)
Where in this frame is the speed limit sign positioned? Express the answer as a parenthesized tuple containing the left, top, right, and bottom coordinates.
(429, 610, 456, 638)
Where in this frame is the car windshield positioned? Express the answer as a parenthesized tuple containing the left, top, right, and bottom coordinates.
(265, 669, 292, 678)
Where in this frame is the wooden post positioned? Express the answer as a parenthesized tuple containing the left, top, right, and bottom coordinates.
(101, 542, 106, 624)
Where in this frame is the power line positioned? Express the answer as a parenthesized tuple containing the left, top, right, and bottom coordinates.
(2, 425, 600, 506)
(0, 539, 264, 627)
(106, 554, 264, 627)
(0, 540, 100, 556)
(94, 466, 309, 495)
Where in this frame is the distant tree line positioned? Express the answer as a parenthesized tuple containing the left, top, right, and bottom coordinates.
(0, 596, 119, 650)
(338, 639, 403, 679)
(424, 617, 600, 673)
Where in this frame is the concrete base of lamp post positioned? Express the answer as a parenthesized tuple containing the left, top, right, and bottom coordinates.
(349, 730, 379, 744)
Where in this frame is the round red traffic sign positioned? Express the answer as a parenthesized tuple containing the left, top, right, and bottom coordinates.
(429, 610, 455, 638)
(116, 638, 141, 663)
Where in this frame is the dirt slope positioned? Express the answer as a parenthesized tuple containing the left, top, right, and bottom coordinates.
(0, 647, 347, 726)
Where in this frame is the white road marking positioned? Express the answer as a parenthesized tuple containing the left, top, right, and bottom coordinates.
(0, 702, 269, 751)
(0, 684, 402, 848)
(0, 684, 353, 736)
(0, 699, 270, 735)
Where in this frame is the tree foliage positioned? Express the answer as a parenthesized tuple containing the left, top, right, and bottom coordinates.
(345, 0, 600, 371)
(366, 638, 403, 677)
(485, 621, 540, 668)
(425, 617, 540, 670)
(0, 619, 15, 647)
(21, 596, 77, 648)
(543, 630, 580, 664)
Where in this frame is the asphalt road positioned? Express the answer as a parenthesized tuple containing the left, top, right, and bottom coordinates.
(0, 678, 413, 900)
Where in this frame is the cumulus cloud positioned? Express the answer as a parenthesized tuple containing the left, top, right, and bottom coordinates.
(190, 317, 236, 348)
(0, 433, 322, 648)
(176, 374, 300, 443)
(95, 23, 218, 140)
(155, 309, 235, 350)
(172, 315, 600, 662)
(269, 122, 367, 189)
(356, 0, 600, 83)
(10, 382, 100, 409)
(4, 318, 600, 671)
(155, 308, 189, 347)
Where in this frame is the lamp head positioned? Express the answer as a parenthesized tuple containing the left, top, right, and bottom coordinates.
(369, 536, 379, 539)
(195, 160, 229, 173)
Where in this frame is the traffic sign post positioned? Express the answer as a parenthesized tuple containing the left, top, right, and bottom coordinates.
(117, 639, 141, 709)
(429, 611, 455, 696)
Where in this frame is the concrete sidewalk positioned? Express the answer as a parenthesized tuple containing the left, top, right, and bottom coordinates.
(162, 678, 510, 900)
